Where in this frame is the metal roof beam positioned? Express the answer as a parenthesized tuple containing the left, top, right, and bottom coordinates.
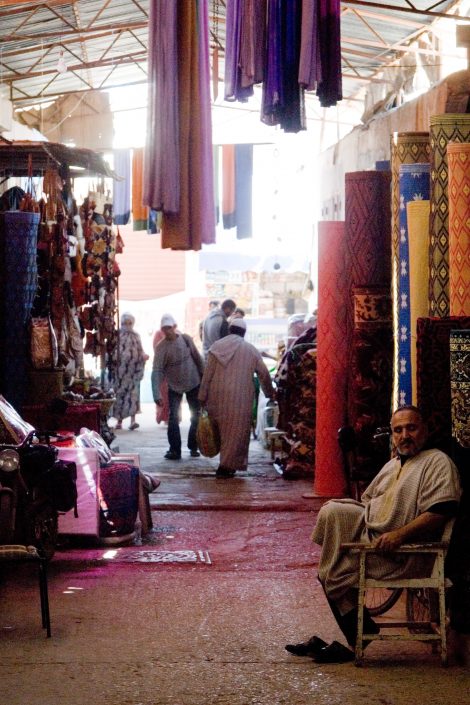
(0, 20, 148, 43)
(342, 0, 470, 22)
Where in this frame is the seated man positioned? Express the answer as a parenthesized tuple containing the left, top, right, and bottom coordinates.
(286, 405, 461, 663)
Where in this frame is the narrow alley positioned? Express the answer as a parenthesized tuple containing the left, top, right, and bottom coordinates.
(1, 405, 469, 705)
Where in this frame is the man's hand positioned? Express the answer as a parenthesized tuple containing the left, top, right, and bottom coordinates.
(373, 529, 404, 551)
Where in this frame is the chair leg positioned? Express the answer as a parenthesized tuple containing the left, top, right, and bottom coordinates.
(437, 554, 447, 665)
(38, 559, 51, 638)
(355, 552, 366, 665)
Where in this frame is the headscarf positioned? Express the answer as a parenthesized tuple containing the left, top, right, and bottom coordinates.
(120, 312, 135, 329)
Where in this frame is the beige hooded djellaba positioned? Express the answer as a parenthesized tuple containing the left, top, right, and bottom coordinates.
(311, 449, 461, 614)
(198, 334, 274, 472)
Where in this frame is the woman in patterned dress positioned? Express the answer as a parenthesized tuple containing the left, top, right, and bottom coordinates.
(113, 313, 148, 430)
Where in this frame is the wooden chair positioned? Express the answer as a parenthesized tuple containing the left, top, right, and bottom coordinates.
(341, 518, 455, 666)
(0, 487, 51, 637)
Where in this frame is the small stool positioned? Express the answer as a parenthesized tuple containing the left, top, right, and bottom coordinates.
(265, 428, 287, 460)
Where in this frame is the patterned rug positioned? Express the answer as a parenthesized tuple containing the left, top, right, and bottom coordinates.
(344, 170, 391, 348)
(390, 132, 430, 407)
(450, 329, 470, 448)
(397, 163, 430, 405)
(0, 211, 39, 410)
(314, 221, 348, 496)
(417, 316, 470, 454)
(348, 287, 393, 482)
(447, 142, 470, 316)
(429, 115, 470, 317)
(407, 200, 431, 405)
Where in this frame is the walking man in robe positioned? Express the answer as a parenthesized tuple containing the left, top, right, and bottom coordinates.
(201, 298, 237, 359)
(152, 314, 204, 460)
(198, 318, 275, 477)
(285, 405, 461, 662)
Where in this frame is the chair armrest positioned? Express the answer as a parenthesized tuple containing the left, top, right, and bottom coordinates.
(341, 541, 449, 553)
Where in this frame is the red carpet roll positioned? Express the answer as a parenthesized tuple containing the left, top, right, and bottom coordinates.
(314, 221, 348, 497)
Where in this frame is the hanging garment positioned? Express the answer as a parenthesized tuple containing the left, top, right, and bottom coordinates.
(132, 148, 148, 231)
(161, 0, 215, 251)
(316, 0, 342, 107)
(298, 0, 321, 91)
(144, 0, 179, 214)
(235, 144, 253, 239)
(222, 145, 236, 229)
(113, 149, 131, 225)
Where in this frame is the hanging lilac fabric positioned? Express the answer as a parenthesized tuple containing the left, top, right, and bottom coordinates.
(225, 0, 266, 101)
(262, 0, 283, 127)
(239, 0, 266, 90)
(224, 0, 252, 102)
(144, 1, 179, 214)
(397, 163, 430, 406)
(298, 0, 321, 90)
(317, 0, 342, 108)
(113, 149, 131, 225)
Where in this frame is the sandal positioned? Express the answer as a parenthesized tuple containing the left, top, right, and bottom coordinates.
(115, 422, 122, 430)
(129, 422, 139, 430)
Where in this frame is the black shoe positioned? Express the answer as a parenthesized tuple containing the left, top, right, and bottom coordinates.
(313, 641, 354, 663)
(164, 450, 181, 460)
(285, 635, 327, 657)
(216, 466, 236, 478)
(190, 450, 200, 458)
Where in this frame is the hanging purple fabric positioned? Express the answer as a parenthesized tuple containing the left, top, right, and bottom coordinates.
(262, 0, 305, 133)
(317, 0, 342, 107)
(144, 1, 179, 214)
(196, 0, 217, 245)
(113, 149, 131, 225)
(298, 0, 322, 90)
(224, 0, 253, 102)
(262, 0, 283, 127)
(235, 144, 253, 239)
(239, 0, 266, 89)
(280, 0, 305, 132)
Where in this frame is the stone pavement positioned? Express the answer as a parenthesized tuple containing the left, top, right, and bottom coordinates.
(1, 404, 469, 705)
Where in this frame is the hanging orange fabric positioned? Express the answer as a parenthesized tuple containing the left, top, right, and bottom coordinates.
(132, 148, 148, 230)
(222, 145, 236, 228)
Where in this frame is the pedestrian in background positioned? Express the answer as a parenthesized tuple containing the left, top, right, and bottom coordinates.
(113, 312, 148, 431)
(202, 298, 236, 359)
(198, 318, 275, 477)
(152, 314, 204, 460)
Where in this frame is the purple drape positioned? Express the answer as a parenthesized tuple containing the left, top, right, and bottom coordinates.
(298, 0, 322, 90)
(317, 0, 342, 107)
(144, 1, 179, 213)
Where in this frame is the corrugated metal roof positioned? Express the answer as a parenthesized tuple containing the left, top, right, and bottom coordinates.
(0, 0, 467, 111)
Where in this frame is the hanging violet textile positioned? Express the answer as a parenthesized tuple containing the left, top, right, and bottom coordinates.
(397, 163, 430, 406)
(144, 1, 179, 214)
(224, 0, 255, 102)
(113, 149, 131, 225)
(160, 0, 215, 250)
(298, 0, 321, 90)
(261, 0, 306, 133)
(316, 0, 342, 108)
(0, 211, 39, 411)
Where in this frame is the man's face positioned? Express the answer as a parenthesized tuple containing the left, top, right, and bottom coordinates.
(162, 325, 177, 341)
(390, 409, 427, 458)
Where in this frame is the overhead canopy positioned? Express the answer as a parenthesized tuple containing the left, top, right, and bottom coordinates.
(0, 0, 467, 111)
(0, 140, 117, 178)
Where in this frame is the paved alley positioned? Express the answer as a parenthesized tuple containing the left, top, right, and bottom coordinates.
(1, 405, 469, 705)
